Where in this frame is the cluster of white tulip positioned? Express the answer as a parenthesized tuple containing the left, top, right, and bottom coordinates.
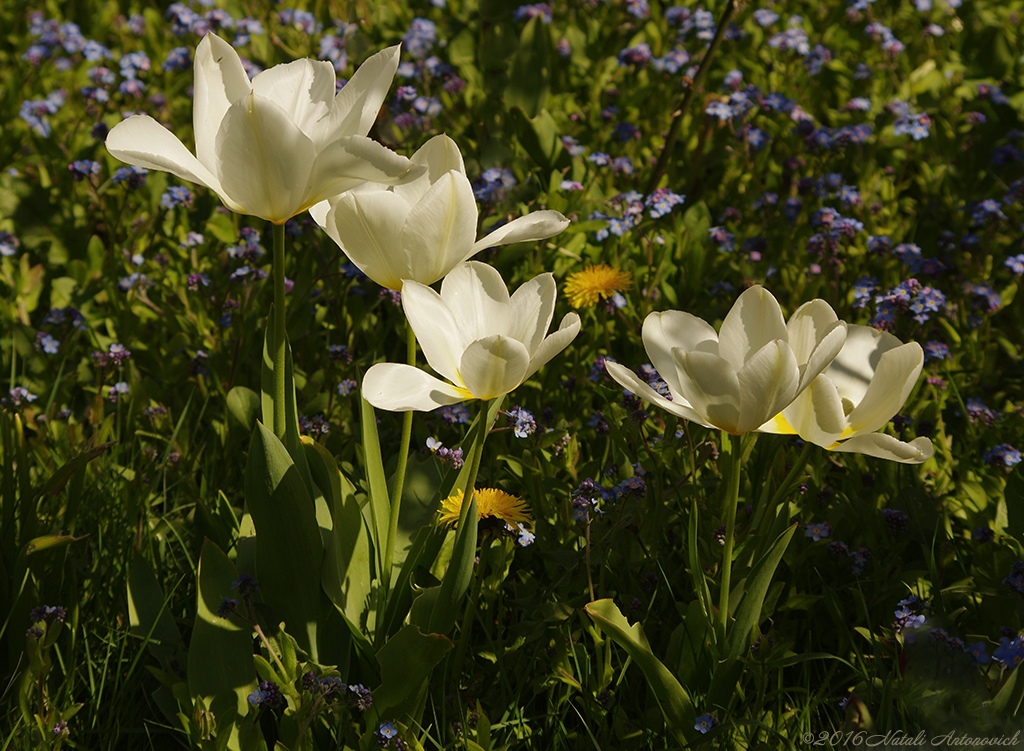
(105, 34, 931, 464)
(607, 286, 934, 463)
(106, 34, 579, 411)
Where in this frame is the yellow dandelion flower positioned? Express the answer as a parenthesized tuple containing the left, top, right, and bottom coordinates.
(438, 488, 533, 527)
(564, 264, 633, 309)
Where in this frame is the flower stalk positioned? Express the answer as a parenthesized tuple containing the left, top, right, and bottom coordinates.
(382, 319, 417, 593)
(716, 432, 742, 643)
(272, 221, 287, 440)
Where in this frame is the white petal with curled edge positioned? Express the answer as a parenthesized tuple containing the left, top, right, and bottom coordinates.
(605, 360, 710, 427)
(718, 286, 788, 372)
(193, 34, 251, 168)
(845, 342, 923, 436)
(306, 135, 413, 210)
(458, 335, 531, 400)
(525, 312, 581, 377)
(322, 190, 411, 291)
(251, 58, 335, 138)
(641, 310, 719, 396)
(470, 210, 570, 254)
(105, 115, 236, 208)
(441, 262, 513, 342)
(323, 44, 402, 141)
(507, 273, 556, 356)
(776, 375, 846, 447)
(394, 134, 466, 206)
(735, 339, 799, 434)
(830, 434, 934, 464)
(215, 94, 316, 223)
(401, 171, 478, 286)
(362, 363, 465, 412)
(676, 350, 742, 434)
(826, 325, 902, 406)
(798, 320, 846, 393)
(400, 280, 466, 385)
(786, 299, 841, 363)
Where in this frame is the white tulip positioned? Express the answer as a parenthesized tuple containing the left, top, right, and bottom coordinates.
(106, 34, 412, 224)
(310, 134, 570, 290)
(761, 325, 934, 463)
(362, 262, 581, 410)
(606, 285, 847, 435)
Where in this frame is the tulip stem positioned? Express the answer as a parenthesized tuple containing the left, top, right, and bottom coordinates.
(456, 400, 491, 529)
(716, 431, 742, 643)
(383, 319, 417, 595)
(271, 222, 287, 440)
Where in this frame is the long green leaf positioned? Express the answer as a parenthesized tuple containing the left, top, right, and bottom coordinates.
(368, 625, 452, 727)
(725, 523, 797, 661)
(584, 599, 695, 745)
(188, 540, 256, 725)
(260, 306, 313, 494)
(306, 440, 374, 632)
(360, 395, 391, 583)
(244, 422, 323, 657)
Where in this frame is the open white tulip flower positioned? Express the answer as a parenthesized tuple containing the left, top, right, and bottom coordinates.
(362, 261, 581, 411)
(760, 325, 934, 463)
(106, 34, 413, 224)
(605, 285, 848, 435)
(309, 134, 570, 290)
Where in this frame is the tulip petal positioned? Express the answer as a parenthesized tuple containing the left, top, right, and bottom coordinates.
(458, 335, 531, 400)
(251, 58, 335, 140)
(320, 190, 411, 290)
(825, 325, 903, 406)
(526, 312, 581, 378)
(105, 115, 235, 208)
(786, 299, 847, 391)
(400, 171, 478, 286)
(830, 434, 934, 464)
(393, 134, 466, 206)
(193, 34, 251, 169)
(845, 342, 923, 435)
(718, 285, 788, 372)
(362, 363, 465, 412)
(400, 280, 466, 385)
(735, 340, 800, 434)
(641, 310, 719, 396)
(507, 273, 557, 355)
(470, 210, 570, 254)
(606, 361, 711, 427)
(773, 374, 847, 445)
(324, 44, 401, 140)
(675, 350, 742, 434)
(440, 262, 513, 342)
(214, 93, 317, 222)
(786, 299, 841, 362)
(798, 320, 847, 393)
(306, 135, 414, 209)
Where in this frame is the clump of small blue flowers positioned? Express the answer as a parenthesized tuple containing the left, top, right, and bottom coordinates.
(505, 406, 537, 438)
(992, 635, 1024, 670)
(983, 444, 1021, 469)
(425, 437, 464, 468)
(1003, 561, 1024, 594)
(248, 680, 283, 710)
(893, 596, 926, 633)
(472, 168, 516, 202)
(804, 521, 832, 541)
(694, 712, 719, 734)
(437, 404, 469, 425)
(68, 160, 100, 181)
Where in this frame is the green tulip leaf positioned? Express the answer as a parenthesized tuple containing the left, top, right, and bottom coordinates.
(584, 598, 695, 745)
(244, 421, 323, 657)
(188, 539, 256, 723)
